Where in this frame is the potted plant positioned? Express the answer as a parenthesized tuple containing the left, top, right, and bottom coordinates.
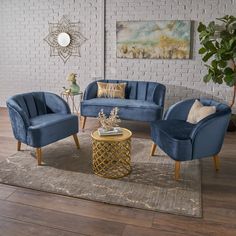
(197, 15, 236, 130)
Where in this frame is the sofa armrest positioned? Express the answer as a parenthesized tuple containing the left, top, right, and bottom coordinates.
(190, 110, 231, 158)
(83, 81, 98, 100)
(6, 103, 30, 143)
(164, 99, 195, 120)
(44, 92, 71, 114)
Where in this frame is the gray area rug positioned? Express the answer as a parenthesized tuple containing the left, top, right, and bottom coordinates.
(0, 133, 202, 217)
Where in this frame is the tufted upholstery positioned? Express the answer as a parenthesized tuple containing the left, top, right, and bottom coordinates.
(81, 80, 166, 123)
(150, 98, 231, 179)
(7, 92, 79, 149)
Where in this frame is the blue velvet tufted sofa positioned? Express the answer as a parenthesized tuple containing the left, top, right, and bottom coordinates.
(6, 92, 80, 165)
(150, 98, 231, 180)
(80, 80, 166, 129)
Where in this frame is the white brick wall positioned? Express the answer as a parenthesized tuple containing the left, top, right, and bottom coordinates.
(105, 0, 236, 111)
(1, 0, 236, 111)
(0, 0, 102, 107)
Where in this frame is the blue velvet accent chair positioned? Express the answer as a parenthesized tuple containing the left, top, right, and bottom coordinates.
(80, 80, 166, 129)
(150, 98, 231, 180)
(6, 92, 80, 165)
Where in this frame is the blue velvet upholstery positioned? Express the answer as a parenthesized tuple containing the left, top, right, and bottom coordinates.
(151, 98, 231, 161)
(81, 80, 166, 122)
(7, 92, 78, 148)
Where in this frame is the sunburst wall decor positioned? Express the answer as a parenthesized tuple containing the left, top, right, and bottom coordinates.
(44, 15, 87, 63)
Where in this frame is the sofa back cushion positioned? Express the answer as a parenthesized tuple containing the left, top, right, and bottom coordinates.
(100, 80, 165, 106)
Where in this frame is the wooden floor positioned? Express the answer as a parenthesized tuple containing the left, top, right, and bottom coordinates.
(0, 107, 236, 236)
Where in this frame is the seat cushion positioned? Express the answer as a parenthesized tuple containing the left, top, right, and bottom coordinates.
(81, 98, 163, 122)
(27, 114, 78, 147)
(151, 120, 196, 161)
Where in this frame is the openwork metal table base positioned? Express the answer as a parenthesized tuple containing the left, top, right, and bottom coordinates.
(91, 128, 132, 179)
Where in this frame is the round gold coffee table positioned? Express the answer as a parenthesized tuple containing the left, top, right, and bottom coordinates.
(91, 128, 132, 179)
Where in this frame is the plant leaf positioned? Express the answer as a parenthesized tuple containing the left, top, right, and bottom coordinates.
(211, 60, 218, 68)
(224, 75, 235, 86)
(202, 52, 214, 62)
(224, 67, 234, 75)
(216, 75, 223, 84)
(198, 22, 206, 32)
(204, 41, 217, 52)
(199, 47, 207, 54)
(218, 60, 227, 68)
(203, 74, 212, 83)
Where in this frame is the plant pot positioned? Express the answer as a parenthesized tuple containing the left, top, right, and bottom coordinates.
(70, 82, 80, 95)
(227, 114, 236, 132)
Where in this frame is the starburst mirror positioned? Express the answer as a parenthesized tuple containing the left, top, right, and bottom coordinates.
(44, 15, 87, 63)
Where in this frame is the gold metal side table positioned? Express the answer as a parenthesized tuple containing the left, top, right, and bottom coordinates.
(61, 91, 83, 114)
(91, 128, 132, 179)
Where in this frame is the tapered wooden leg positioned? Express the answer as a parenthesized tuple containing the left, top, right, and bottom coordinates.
(175, 161, 180, 180)
(73, 134, 80, 149)
(150, 143, 157, 156)
(213, 155, 220, 171)
(36, 148, 42, 165)
(81, 116, 87, 131)
(17, 141, 21, 151)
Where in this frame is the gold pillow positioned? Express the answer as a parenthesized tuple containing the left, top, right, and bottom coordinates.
(187, 100, 216, 124)
(97, 82, 126, 99)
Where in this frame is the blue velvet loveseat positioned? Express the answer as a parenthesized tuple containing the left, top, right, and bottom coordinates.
(80, 80, 166, 129)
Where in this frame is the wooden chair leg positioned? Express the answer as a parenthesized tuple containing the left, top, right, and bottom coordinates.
(175, 161, 180, 180)
(213, 155, 220, 171)
(17, 141, 21, 151)
(80, 116, 87, 131)
(73, 134, 80, 149)
(150, 143, 157, 156)
(36, 148, 42, 165)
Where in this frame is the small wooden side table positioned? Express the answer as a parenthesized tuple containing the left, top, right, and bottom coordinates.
(91, 128, 132, 179)
(61, 91, 83, 114)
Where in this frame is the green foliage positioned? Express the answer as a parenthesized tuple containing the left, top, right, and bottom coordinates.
(198, 15, 236, 87)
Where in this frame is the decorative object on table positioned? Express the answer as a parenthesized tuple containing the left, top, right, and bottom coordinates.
(116, 20, 191, 59)
(91, 128, 132, 179)
(97, 82, 126, 98)
(44, 15, 87, 63)
(198, 15, 236, 130)
(80, 80, 166, 130)
(66, 73, 80, 95)
(6, 92, 80, 165)
(97, 107, 121, 131)
(150, 98, 231, 180)
(98, 127, 122, 136)
(0, 134, 202, 217)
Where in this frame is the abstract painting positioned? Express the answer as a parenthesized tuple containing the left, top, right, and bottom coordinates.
(116, 20, 191, 59)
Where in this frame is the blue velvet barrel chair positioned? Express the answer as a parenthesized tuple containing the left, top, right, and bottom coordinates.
(80, 80, 166, 129)
(150, 98, 231, 180)
(6, 92, 80, 165)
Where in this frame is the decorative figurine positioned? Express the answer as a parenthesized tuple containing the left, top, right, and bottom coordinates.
(98, 107, 121, 131)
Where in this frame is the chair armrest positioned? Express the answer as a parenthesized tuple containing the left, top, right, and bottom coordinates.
(6, 103, 30, 143)
(190, 110, 231, 158)
(152, 84, 166, 107)
(44, 92, 71, 114)
(83, 81, 98, 100)
(164, 99, 195, 120)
